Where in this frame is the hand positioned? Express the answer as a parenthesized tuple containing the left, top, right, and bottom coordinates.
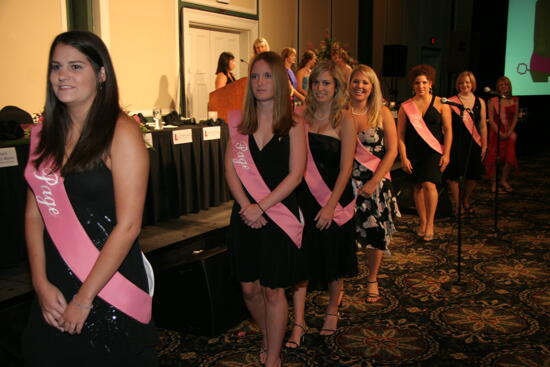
(401, 158, 413, 174)
(35, 281, 67, 332)
(315, 205, 335, 231)
(439, 154, 450, 172)
(59, 295, 92, 335)
(499, 131, 508, 140)
(249, 215, 268, 229)
(239, 203, 263, 226)
(360, 179, 378, 197)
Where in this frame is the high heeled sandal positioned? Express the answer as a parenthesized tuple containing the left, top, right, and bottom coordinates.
(320, 313, 339, 336)
(259, 345, 267, 365)
(366, 280, 381, 303)
(285, 323, 307, 348)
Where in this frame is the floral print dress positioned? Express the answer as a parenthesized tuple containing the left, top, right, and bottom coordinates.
(352, 127, 401, 255)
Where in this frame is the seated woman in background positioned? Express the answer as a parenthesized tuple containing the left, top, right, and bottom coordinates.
(253, 37, 270, 56)
(215, 51, 237, 90)
(296, 50, 317, 98)
(281, 47, 305, 105)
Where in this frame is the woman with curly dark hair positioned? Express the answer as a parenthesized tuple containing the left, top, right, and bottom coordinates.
(397, 64, 452, 241)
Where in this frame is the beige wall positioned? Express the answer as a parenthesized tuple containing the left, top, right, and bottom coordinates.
(0, 0, 64, 113)
(259, 0, 297, 55)
(332, 0, 358, 60)
(299, 0, 331, 55)
(109, 0, 178, 113)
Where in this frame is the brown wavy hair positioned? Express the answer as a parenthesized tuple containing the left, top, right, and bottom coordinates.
(408, 64, 437, 86)
(305, 60, 348, 129)
(239, 51, 294, 136)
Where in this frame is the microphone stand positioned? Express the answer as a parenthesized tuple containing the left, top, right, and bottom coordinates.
(443, 102, 468, 289)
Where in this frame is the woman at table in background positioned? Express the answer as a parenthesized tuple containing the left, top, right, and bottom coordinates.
(296, 50, 317, 98)
(484, 76, 519, 193)
(285, 60, 357, 348)
(281, 47, 306, 106)
(445, 71, 487, 214)
(349, 65, 400, 303)
(23, 31, 157, 366)
(397, 64, 452, 241)
(225, 51, 306, 367)
(253, 37, 270, 56)
(215, 51, 237, 90)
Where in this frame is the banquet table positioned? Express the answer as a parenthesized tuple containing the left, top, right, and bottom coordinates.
(0, 123, 231, 266)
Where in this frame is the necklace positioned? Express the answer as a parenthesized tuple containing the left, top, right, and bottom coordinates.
(313, 112, 330, 120)
(351, 107, 367, 115)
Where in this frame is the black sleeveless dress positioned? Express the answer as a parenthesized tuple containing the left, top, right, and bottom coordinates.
(228, 134, 307, 289)
(23, 162, 158, 367)
(445, 97, 483, 180)
(298, 133, 357, 283)
(405, 95, 444, 184)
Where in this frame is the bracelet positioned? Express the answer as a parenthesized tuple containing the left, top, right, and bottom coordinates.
(257, 203, 265, 213)
(72, 295, 93, 310)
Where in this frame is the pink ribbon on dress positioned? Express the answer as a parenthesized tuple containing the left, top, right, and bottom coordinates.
(354, 135, 391, 181)
(402, 99, 443, 154)
(448, 96, 482, 147)
(303, 130, 355, 226)
(227, 110, 304, 248)
(24, 125, 152, 324)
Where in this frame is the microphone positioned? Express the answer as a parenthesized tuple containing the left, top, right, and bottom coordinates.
(240, 59, 248, 64)
(483, 87, 505, 97)
(441, 98, 466, 110)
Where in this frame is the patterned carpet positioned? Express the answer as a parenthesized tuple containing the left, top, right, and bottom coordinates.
(157, 152, 550, 367)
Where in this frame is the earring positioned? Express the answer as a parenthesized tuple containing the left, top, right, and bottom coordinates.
(429, 87, 433, 94)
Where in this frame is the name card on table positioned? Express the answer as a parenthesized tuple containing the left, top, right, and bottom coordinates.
(0, 147, 18, 168)
(172, 129, 193, 145)
(202, 126, 221, 141)
(143, 133, 153, 148)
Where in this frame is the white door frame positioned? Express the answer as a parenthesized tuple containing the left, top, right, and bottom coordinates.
(181, 8, 258, 117)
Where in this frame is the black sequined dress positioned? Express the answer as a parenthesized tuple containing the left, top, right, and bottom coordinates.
(23, 162, 158, 367)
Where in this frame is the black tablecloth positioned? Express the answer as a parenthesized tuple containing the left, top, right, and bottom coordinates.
(0, 143, 29, 267)
(0, 124, 231, 266)
(144, 124, 230, 224)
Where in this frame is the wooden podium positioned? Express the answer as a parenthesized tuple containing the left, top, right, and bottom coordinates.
(207, 77, 248, 122)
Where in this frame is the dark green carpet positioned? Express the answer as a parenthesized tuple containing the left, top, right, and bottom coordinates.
(156, 152, 550, 366)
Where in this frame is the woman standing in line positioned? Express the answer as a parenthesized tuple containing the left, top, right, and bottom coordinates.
(285, 60, 357, 347)
(281, 47, 306, 105)
(484, 76, 519, 193)
(349, 65, 400, 302)
(445, 71, 487, 214)
(23, 31, 157, 366)
(296, 50, 317, 98)
(225, 51, 306, 367)
(397, 64, 452, 241)
(214, 51, 237, 90)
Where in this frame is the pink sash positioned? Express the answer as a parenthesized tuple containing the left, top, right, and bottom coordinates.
(448, 96, 481, 147)
(402, 99, 443, 154)
(24, 125, 152, 324)
(303, 131, 355, 226)
(227, 110, 304, 248)
(354, 136, 391, 181)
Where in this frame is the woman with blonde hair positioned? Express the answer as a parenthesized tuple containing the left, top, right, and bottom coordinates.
(225, 51, 306, 367)
(286, 60, 357, 347)
(253, 37, 270, 56)
(445, 71, 487, 214)
(349, 64, 400, 303)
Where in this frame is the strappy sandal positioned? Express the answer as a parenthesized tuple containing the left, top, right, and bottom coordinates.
(259, 345, 267, 365)
(366, 280, 381, 303)
(320, 312, 339, 336)
(423, 233, 435, 242)
(285, 323, 307, 348)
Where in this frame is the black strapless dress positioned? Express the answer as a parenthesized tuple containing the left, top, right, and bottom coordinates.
(298, 133, 357, 283)
(23, 162, 158, 367)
